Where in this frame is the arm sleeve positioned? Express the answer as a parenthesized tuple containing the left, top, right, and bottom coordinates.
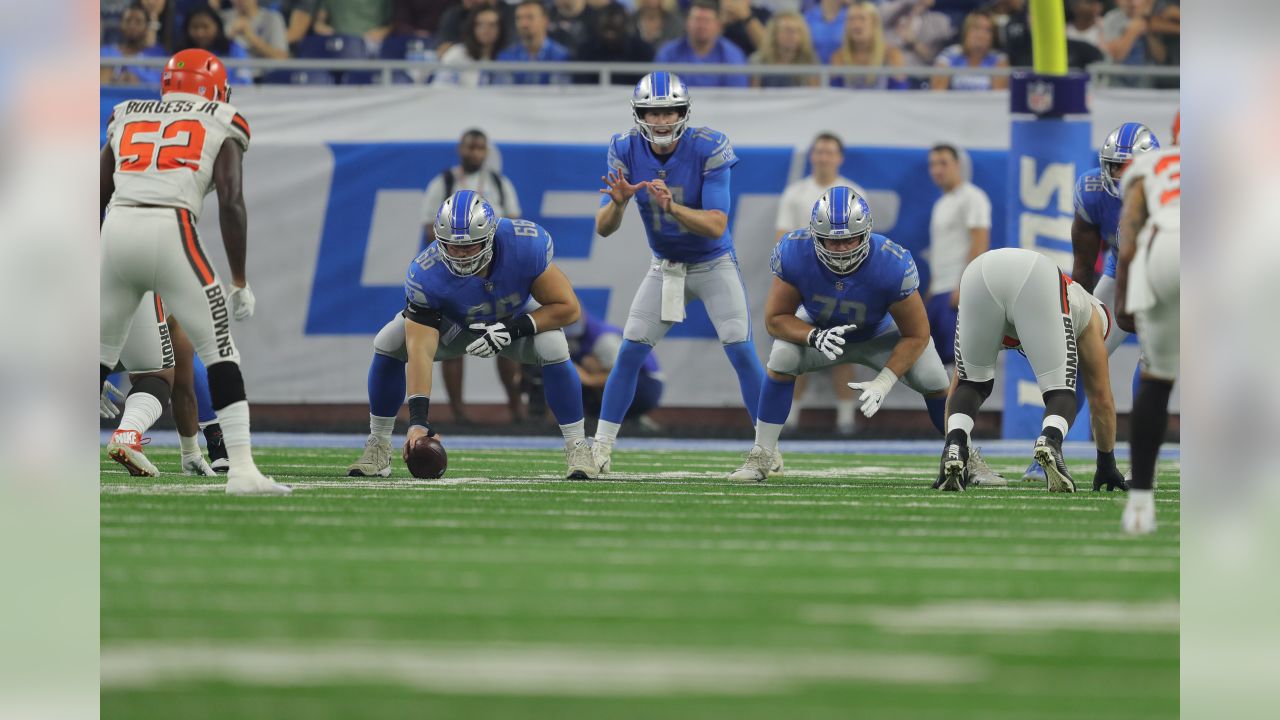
(1073, 175, 1095, 225)
(965, 188, 992, 229)
(769, 241, 788, 281)
(898, 253, 921, 301)
(701, 168, 731, 214)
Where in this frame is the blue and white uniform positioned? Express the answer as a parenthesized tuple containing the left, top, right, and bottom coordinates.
(766, 230, 949, 394)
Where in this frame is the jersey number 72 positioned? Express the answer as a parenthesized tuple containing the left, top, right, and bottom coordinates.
(118, 120, 206, 173)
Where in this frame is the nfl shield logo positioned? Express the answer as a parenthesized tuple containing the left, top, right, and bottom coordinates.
(1027, 80, 1054, 115)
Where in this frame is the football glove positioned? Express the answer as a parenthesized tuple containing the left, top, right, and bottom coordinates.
(1092, 464, 1129, 492)
(100, 380, 126, 419)
(807, 324, 857, 361)
(229, 283, 255, 320)
(466, 316, 537, 359)
(848, 367, 899, 418)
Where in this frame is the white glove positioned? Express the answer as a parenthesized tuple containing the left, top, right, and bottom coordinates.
(228, 283, 255, 320)
(100, 380, 126, 419)
(807, 324, 857, 361)
(848, 367, 898, 418)
(466, 321, 514, 358)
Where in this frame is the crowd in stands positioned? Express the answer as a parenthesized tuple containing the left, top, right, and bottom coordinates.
(101, 0, 1180, 88)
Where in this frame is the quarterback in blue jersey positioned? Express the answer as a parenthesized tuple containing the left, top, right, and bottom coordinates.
(590, 71, 765, 475)
(346, 191, 597, 479)
(727, 187, 951, 482)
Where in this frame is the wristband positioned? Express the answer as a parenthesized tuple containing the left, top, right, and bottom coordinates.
(1097, 449, 1117, 469)
(408, 395, 430, 430)
(508, 314, 537, 339)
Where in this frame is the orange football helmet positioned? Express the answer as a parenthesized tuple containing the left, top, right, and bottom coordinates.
(161, 49, 230, 102)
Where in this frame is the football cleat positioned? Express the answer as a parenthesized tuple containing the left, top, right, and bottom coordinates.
(727, 445, 775, 483)
(107, 429, 159, 477)
(1121, 489, 1157, 535)
(347, 436, 392, 478)
(967, 446, 1007, 488)
(226, 467, 292, 496)
(937, 439, 968, 491)
(1033, 435, 1076, 492)
(770, 448, 784, 477)
(592, 439, 613, 476)
(205, 423, 230, 474)
(181, 453, 217, 477)
(1021, 459, 1047, 483)
(565, 440, 598, 480)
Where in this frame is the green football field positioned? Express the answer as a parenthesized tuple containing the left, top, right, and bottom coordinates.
(101, 444, 1179, 720)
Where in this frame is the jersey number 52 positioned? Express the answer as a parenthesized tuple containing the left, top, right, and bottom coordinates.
(118, 120, 206, 173)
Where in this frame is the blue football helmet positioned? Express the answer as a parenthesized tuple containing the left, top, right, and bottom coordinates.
(433, 190, 498, 277)
(632, 71, 691, 147)
(810, 186, 873, 275)
(1100, 123, 1161, 198)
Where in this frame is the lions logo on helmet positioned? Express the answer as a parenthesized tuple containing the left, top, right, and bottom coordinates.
(433, 190, 498, 277)
(810, 187, 873, 275)
(1099, 123, 1160, 198)
(632, 71, 691, 147)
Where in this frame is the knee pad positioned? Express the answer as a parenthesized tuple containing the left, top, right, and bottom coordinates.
(128, 374, 172, 409)
(766, 341, 804, 376)
(959, 378, 995, 401)
(715, 318, 749, 346)
(206, 360, 247, 410)
(373, 316, 408, 360)
(533, 330, 571, 366)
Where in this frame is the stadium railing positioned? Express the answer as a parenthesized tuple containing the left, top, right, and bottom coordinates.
(100, 57, 1178, 87)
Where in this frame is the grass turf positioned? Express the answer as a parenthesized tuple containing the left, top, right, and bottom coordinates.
(101, 446, 1179, 720)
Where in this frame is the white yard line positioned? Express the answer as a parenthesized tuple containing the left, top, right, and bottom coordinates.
(802, 599, 1179, 634)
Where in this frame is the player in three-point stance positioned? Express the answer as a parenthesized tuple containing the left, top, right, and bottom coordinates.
(1113, 114, 1180, 535)
(937, 247, 1127, 493)
(727, 187, 953, 481)
(592, 71, 766, 475)
(100, 48, 288, 495)
(363, 191, 597, 479)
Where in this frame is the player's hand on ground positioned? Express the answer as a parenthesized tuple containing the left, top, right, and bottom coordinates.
(228, 282, 256, 320)
(406, 424, 437, 445)
(1092, 464, 1129, 492)
(848, 368, 898, 418)
(807, 324, 856, 361)
(467, 321, 514, 358)
(100, 380, 126, 419)
(647, 178, 674, 211)
(600, 170, 644, 206)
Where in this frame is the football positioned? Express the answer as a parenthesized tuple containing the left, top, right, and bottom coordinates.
(403, 434, 447, 479)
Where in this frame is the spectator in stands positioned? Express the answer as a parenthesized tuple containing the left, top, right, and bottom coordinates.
(101, 4, 168, 86)
(576, 3, 655, 85)
(139, 0, 171, 50)
(655, 0, 749, 88)
(749, 11, 819, 88)
(774, 132, 867, 435)
(1064, 0, 1105, 52)
(804, 0, 848, 65)
(283, 1, 320, 48)
(984, 0, 1031, 68)
(924, 143, 991, 367)
(931, 11, 1008, 91)
(495, 0, 572, 85)
(1102, 0, 1152, 87)
(548, 0, 599, 55)
(437, 0, 516, 54)
(311, 0, 393, 47)
(566, 310, 664, 427)
(721, 0, 771, 57)
(420, 129, 528, 424)
(182, 6, 254, 84)
(882, 0, 951, 67)
(223, 0, 290, 62)
(631, 0, 683, 52)
(829, 1, 906, 89)
(434, 6, 507, 86)
(390, 0, 453, 38)
(1146, 0, 1178, 87)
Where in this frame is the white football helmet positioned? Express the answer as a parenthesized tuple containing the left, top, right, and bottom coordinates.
(632, 71, 691, 147)
(433, 190, 498, 277)
(810, 186, 873, 275)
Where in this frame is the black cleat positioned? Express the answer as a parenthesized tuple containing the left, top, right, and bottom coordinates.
(1033, 435, 1075, 492)
(204, 423, 229, 474)
(936, 439, 969, 491)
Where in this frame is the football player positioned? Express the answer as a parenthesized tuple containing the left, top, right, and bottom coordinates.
(726, 187, 952, 482)
(938, 247, 1126, 493)
(1022, 122, 1162, 484)
(100, 48, 288, 495)
(1113, 113, 1180, 535)
(350, 191, 597, 479)
(592, 71, 765, 475)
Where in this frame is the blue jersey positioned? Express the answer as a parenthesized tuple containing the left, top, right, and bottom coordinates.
(1074, 168, 1123, 277)
(603, 126, 738, 264)
(771, 231, 920, 343)
(404, 218, 554, 326)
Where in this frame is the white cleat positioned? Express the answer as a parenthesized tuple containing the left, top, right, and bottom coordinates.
(727, 444, 774, 483)
(347, 436, 392, 478)
(1122, 489, 1157, 535)
(181, 453, 217, 477)
(107, 429, 159, 477)
(967, 446, 1007, 488)
(592, 440, 613, 476)
(769, 448, 784, 478)
(225, 467, 292, 496)
(565, 440, 598, 479)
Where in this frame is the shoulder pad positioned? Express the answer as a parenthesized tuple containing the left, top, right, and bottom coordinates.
(212, 102, 251, 151)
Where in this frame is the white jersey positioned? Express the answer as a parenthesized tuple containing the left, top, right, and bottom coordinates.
(1121, 147, 1180, 231)
(105, 92, 251, 218)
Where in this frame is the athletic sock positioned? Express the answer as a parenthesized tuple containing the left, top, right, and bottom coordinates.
(1129, 379, 1173, 491)
(946, 413, 975, 448)
(117, 393, 163, 435)
(723, 340, 764, 424)
(756, 420, 784, 452)
(757, 376, 795, 426)
(216, 400, 257, 472)
(599, 340, 652, 426)
(191, 353, 218, 424)
(924, 396, 947, 435)
(1042, 415, 1069, 442)
(541, 360, 586, 427)
(560, 419, 586, 447)
(595, 420, 621, 445)
(370, 415, 395, 445)
(368, 352, 407, 419)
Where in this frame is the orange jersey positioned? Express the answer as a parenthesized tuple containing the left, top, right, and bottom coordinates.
(105, 92, 250, 219)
